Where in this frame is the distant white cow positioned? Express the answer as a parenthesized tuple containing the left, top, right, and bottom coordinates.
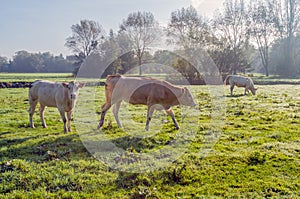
(28, 80, 84, 132)
(98, 75, 196, 131)
(224, 75, 257, 95)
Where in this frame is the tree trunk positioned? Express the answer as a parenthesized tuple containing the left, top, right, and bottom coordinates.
(265, 65, 269, 77)
(138, 56, 142, 76)
(137, 48, 142, 76)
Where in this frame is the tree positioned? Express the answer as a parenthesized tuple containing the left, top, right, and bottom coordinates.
(5, 51, 73, 73)
(65, 19, 105, 75)
(153, 50, 175, 66)
(0, 56, 8, 72)
(10, 51, 44, 72)
(248, 0, 278, 76)
(272, 0, 300, 76)
(274, 0, 300, 40)
(100, 30, 123, 77)
(270, 36, 300, 76)
(166, 6, 214, 82)
(120, 11, 159, 75)
(96, 29, 138, 77)
(167, 6, 211, 50)
(172, 56, 203, 84)
(213, 0, 250, 74)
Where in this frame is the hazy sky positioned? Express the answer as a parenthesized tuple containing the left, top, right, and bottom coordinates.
(0, 0, 224, 58)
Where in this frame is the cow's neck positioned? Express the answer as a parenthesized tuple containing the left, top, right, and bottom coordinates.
(172, 86, 183, 98)
(68, 99, 76, 109)
(64, 90, 76, 111)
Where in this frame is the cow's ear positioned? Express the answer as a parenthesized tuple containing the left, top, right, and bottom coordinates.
(79, 82, 85, 88)
(62, 83, 69, 88)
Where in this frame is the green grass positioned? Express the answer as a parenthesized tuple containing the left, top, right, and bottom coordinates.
(0, 80, 300, 198)
(0, 73, 73, 82)
(0, 73, 106, 85)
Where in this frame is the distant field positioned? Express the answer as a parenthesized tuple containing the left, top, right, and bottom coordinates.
(252, 75, 300, 85)
(1, 73, 300, 86)
(0, 73, 73, 82)
(0, 73, 169, 84)
(0, 75, 299, 198)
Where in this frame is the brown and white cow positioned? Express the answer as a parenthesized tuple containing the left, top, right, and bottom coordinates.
(98, 75, 196, 131)
(224, 75, 257, 95)
(28, 80, 84, 132)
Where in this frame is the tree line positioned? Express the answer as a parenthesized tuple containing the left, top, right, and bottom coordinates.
(0, 51, 74, 73)
(1, 0, 300, 79)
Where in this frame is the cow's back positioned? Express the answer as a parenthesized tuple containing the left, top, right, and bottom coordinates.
(229, 75, 247, 87)
(106, 75, 180, 106)
(108, 76, 158, 103)
(30, 80, 64, 107)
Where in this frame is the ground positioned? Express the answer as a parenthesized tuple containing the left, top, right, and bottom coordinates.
(0, 75, 299, 198)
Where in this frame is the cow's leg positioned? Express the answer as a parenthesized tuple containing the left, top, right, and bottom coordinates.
(145, 105, 155, 131)
(113, 101, 122, 128)
(165, 108, 179, 130)
(39, 105, 47, 128)
(67, 111, 72, 132)
(244, 86, 249, 95)
(230, 84, 234, 96)
(29, 99, 38, 128)
(98, 102, 112, 129)
(58, 108, 67, 133)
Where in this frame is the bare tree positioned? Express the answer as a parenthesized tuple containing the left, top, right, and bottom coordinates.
(248, 0, 278, 76)
(166, 6, 213, 82)
(167, 6, 211, 50)
(273, 0, 300, 76)
(213, 0, 250, 74)
(65, 19, 105, 74)
(274, 0, 300, 39)
(120, 11, 159, 75)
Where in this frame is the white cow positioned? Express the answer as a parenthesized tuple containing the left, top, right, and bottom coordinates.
(28, 80, 84, 132)
(224, 75, 257, 95)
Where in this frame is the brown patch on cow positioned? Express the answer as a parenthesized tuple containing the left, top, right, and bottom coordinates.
(129, 83, 179, 108)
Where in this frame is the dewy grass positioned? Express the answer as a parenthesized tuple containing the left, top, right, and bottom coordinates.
(0, 83, 300, 198)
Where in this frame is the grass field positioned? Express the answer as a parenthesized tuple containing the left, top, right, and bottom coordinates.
(0, 74, 300, 198)
(0, 73, 73, 82)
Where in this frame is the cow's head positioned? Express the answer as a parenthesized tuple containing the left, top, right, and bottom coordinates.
(62, 81, 85, 100)
(181, 87, 197, 107)
(251, 87, 258, 95)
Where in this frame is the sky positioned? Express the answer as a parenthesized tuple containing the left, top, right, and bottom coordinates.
(0, 0, 224, 59)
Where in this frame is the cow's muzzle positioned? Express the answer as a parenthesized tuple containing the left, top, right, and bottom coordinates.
(71, 94, 77, 100)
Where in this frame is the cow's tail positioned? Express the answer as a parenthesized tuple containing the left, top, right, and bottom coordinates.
(224, 75, 231, 85)
(28, 80, 41, 112)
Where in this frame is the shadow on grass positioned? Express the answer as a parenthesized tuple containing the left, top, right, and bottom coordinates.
(0, 133, 89, 163)
(0, 131, 11, 137)
(225, 94, 246, 98)
(0, 135, 39, 148)
(111, 136, 154, 152)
